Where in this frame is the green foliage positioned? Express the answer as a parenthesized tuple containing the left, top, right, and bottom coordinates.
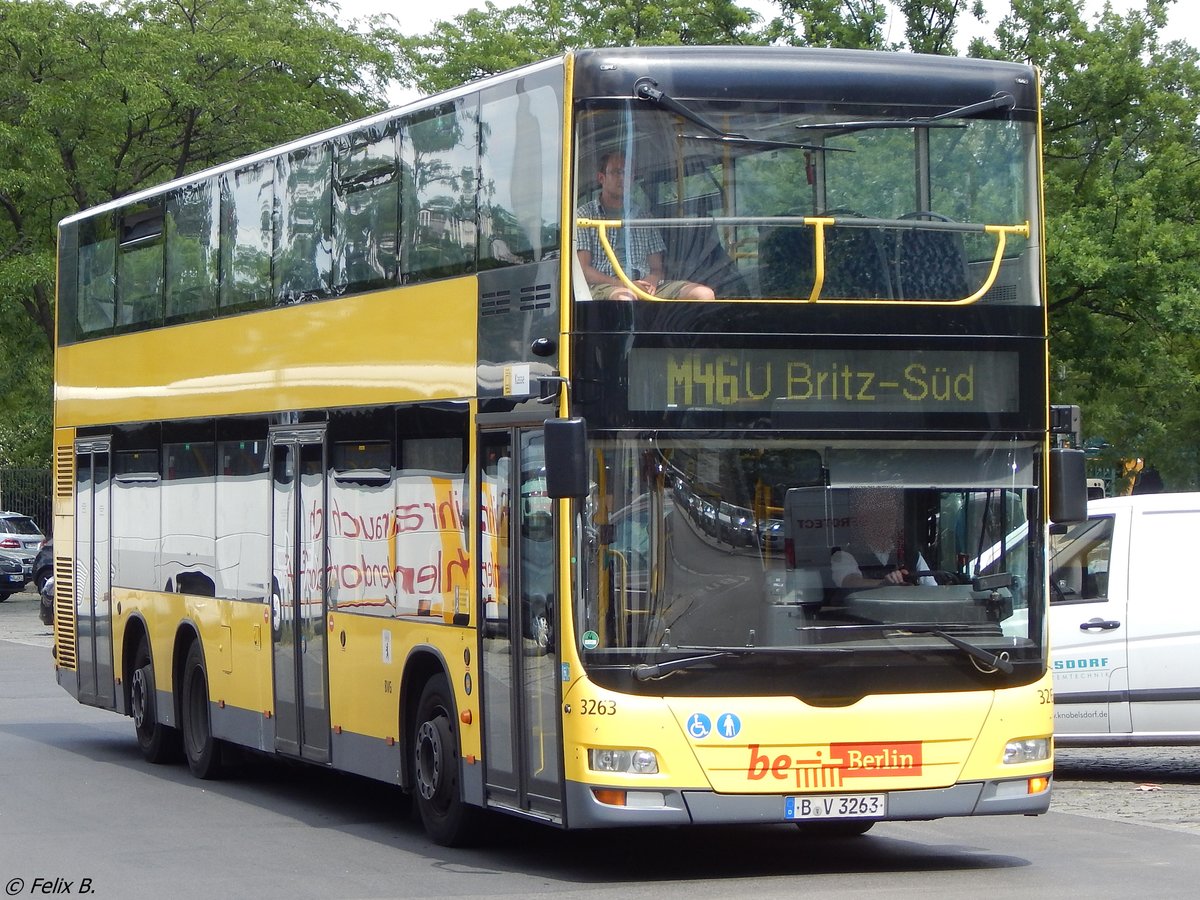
(0, 0, 403, 465)
(762, 0, 889, 48)
(398, 0, 761, 95)
(896, 0, 984, 55)
(980, 0, 1200, 488)
(0, 295, 50, 467)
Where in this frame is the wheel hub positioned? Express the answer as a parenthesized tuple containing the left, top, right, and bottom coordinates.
(131, 666, 150, 729)
(415, 720, 443, 800)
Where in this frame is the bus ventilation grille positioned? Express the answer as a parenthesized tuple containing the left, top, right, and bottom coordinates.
(54, 557, 77, 670)
(55, 445, 75, 499)
(481, 289, 512, 316)
(519, 283, 553, 311)
(983, 283, 1018, 305)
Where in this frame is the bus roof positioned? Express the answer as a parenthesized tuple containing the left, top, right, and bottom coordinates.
(572, 46, 1038, 113)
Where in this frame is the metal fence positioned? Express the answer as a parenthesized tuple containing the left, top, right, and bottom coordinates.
(0, 468, 52, 535)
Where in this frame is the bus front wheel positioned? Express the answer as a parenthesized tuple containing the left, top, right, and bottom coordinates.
(130, 636, 181, 764)
(180, 641, 225, 779)
(412, 675, 480, 846)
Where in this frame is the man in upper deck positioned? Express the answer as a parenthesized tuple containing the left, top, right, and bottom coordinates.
(575, 152, 715, 301)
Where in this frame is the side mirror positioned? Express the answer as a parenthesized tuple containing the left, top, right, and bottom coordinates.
(544, 417, 588, 499)
(1049, 447, 1087, 524)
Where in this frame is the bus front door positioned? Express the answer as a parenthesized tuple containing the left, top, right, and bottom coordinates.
(479, 425, 563, 822)
(74, 439, 115, 708)
(269, 430, 331, 763)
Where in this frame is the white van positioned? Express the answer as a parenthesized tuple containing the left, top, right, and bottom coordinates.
(1049, 492, 1200, 745)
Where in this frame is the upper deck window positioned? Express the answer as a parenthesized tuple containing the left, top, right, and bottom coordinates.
(219, 162, 275, 313)
(403, 99, 479, 284)
(573, 99, 1039, 306)
(478, 75, 564, 269)
(275, 144, 334, 304)
(165, 181, 219, 324)
(334, 122, 401, 293)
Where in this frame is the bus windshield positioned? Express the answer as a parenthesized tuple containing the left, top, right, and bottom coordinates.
(578, 437, 1043, 684)
(574, 99, 1039, 305)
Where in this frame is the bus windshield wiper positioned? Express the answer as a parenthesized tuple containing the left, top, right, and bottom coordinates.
(635, 79, 839, 153)
(634, 651, 741, 681)
(794, 92, 1016, 134)
(634, 78, 752, 142)
(634, 645, 852, 681)
(884, 624, 1015, 674)
(680, 133, 849, 153)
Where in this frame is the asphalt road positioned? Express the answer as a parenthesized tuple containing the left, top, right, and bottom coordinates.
(3, 589, 1199, 898)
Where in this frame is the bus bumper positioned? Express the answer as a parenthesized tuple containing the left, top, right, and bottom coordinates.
(564, 776, 1052, 828)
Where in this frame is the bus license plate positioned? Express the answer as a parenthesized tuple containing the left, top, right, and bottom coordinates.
(785, 794, 886, 820)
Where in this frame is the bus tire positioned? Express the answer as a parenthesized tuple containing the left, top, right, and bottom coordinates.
(412, 675, 480, 846)
(180, 641, 225, 779)
(130, 636, 182, 764)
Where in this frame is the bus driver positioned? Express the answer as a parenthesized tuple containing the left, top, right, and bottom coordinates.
(575, 152, 715, 301)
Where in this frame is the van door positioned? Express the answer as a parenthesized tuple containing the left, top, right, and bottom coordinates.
(1048, 509, 1129, 735)
(1124, 505, 1200, 735)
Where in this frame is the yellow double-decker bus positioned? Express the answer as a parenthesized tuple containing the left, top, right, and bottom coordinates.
(52, 47, 1085, 845)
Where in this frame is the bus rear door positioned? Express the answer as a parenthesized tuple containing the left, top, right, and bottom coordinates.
(269, 428, 331, 763)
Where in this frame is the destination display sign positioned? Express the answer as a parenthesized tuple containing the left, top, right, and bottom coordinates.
(626, 347, 1021, 414)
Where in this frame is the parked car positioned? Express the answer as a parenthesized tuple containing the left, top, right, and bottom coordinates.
(33, 538, 53, 593)
(39, 573, 54, 626)
(1049, 492, 1200, 746)
(0, 511, 45, 584)
(0, 554, 24, 601)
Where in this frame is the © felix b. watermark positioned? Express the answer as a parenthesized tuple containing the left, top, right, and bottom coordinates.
(5, 878, 94, 895)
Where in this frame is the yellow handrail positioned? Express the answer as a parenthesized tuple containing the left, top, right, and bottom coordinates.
(575, 216, 1030, 305)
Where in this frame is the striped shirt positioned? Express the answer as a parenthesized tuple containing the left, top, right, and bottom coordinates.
(575, 199, 665, 281)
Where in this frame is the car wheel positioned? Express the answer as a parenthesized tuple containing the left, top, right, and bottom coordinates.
(180, 641, 225, 779)
(0, 592, 9, 603)
(35, 569, 51, 593)
(130, 637, 182, 764)
(413, 675, 481, 846)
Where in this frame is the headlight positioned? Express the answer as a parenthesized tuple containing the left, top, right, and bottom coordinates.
(1003, 738, 1050, 764)
(588, 748, 660, 774)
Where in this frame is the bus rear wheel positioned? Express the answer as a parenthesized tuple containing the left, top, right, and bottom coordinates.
(412, 675, 480, 846)
(180, 641, 225, 779)
(130, 637, 181, 764)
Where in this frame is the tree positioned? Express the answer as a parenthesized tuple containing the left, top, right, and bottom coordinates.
(399, 0, 761, 95)
(896, 0, 984, 54)
(760, 0, 890, 48)
(0, 0, 403, 464)
(978, 0, 1200, 488)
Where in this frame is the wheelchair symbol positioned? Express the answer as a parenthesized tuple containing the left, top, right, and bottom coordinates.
(687, 713, 712, 739)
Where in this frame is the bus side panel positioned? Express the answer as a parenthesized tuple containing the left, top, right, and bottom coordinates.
(55, 281, 478, 428)
(326, 613, 480, 784)
(113, 588, 274, 750)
